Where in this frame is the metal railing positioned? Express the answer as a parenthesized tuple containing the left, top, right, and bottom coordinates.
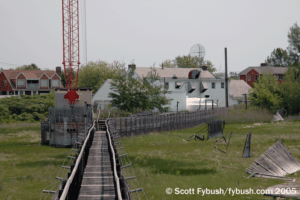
(59, 120, 95, 200)
(106, 119, 123, 200)
(107, 120, 147, 200)
(27, 83, 40, 89)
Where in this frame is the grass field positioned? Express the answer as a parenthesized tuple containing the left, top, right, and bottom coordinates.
(121, 120, 300, 200)
(1, 119, 300, 199)
(0, 123, 70, 200)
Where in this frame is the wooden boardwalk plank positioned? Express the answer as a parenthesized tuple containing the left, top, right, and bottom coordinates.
(78, 125, 116, 200)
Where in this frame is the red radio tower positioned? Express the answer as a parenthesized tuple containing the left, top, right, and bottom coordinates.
(62, 0, 80, 104)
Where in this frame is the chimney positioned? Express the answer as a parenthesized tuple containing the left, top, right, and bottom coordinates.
(56, 66, 61, 77)
(201, 66, 208, 71)
(162, 63, 164, 69)
(260, 63, 268, 67)
(128, 64, 136, 70)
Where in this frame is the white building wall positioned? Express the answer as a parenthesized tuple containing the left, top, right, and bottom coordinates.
(92, 80, 113, 109)
(92, 72, 239, 112)
(165, 92, 186, 112)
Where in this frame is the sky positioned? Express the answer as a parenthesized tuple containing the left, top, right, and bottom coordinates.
(0, 0, 299, 74)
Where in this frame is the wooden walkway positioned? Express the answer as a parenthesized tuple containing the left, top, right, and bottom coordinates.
(246, 141, 300, 177)
(78, 121, 116, 200)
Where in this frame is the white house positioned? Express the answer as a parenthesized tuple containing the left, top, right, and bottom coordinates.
(92, 65, 251, 112)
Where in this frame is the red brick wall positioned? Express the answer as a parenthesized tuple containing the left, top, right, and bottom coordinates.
(246, 69, 260, 88)
(239, 75, 246, 83)
(40, 74, 49, 89)
(273, 74, 284, 84)
(16, 73, 26, 89)
(0, 72, 13, 92)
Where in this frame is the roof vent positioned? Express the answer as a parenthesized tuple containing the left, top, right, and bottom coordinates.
(128, 64, 136, 70)
(172, 74, 177, 79)
(261, 63, 268, 67)
(201, 66, 208, 71)
(188, 69, 200, 79)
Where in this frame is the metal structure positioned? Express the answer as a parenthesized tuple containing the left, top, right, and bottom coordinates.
(62, 0, 80, 104)
(41, 104, 93, 147)
(242, 131, 251, 158)
(189, 44, 206, 66)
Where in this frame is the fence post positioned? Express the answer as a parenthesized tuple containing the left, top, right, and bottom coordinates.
(135, 116, 137, 135)
(144, 116, 146, 134)
(140, 116, 142, 135)
(125, 118, 128, 136)
(120, 118, 122, 136)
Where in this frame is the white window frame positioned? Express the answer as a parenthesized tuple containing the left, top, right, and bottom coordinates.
(52, 80, 59, 87)
(255, 75, 258, 81)
(18, 79, 25, 86)
(279, 74, 283, 80)
(41, 79, 48, 87)
(248, 75, 251, 81)
(4, 80, 7, 86)
(212, 82, 215, 89)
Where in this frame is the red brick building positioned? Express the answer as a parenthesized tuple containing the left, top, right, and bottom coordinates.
(0, 67, 64, 96)
(238, 63, 288, 87)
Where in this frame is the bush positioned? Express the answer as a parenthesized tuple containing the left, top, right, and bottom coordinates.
(218, 104, 273, 123)
(0, 92, 55, 123)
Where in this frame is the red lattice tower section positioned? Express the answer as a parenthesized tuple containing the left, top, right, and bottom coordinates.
(62, 0, 80, 104)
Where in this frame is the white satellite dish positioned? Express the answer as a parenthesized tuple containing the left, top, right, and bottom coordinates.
(189, 44, 206, 66)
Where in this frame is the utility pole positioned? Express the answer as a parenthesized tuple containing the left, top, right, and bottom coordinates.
(243, 93, 248, 110)
(225, 48, 228, 107)
(177, 101, 179, 113)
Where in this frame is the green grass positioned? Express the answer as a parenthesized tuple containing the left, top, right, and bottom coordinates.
(121, 121, 300, 200)
(0, 123, 70, 200)
(1, 120, 300, 199)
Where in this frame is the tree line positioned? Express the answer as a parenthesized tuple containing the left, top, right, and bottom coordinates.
(249, 22, 300, 115)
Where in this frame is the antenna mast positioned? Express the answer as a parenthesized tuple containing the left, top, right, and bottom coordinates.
(62, 0, 80, 104)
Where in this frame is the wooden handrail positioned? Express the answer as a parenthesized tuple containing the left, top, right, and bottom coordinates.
(60, 121, 95, 200)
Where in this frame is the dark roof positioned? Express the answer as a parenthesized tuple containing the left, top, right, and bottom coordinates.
(238, 66, 288, 75)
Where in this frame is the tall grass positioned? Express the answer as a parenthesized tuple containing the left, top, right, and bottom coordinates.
(217, 104, 273, 124)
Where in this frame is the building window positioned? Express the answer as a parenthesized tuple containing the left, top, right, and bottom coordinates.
(255, 75, 258, 81)
(278, 74, 283, 80)
(52, 80, 59, 87)
(41, 80, 48, 87)
(221, 82, 224, 88)
(212, 82, 215, 89)
(4, 80, 7, 86)
(18, 79, 25, 86)
(248, 75, 251, 81)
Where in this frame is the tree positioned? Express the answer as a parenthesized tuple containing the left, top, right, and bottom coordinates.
(175, 55, 216, 73)
(287, 22, 300, 67)
(60, 68, 76, 88)
(265, 48, 291, 67)
(16, 63, 40, 70)
(77, 60, 126, 93)
(160, 59, 176, 68)
(279, 67, 300, 115)
(248, 72, 282, 113)
(109, 66, 170, 112)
